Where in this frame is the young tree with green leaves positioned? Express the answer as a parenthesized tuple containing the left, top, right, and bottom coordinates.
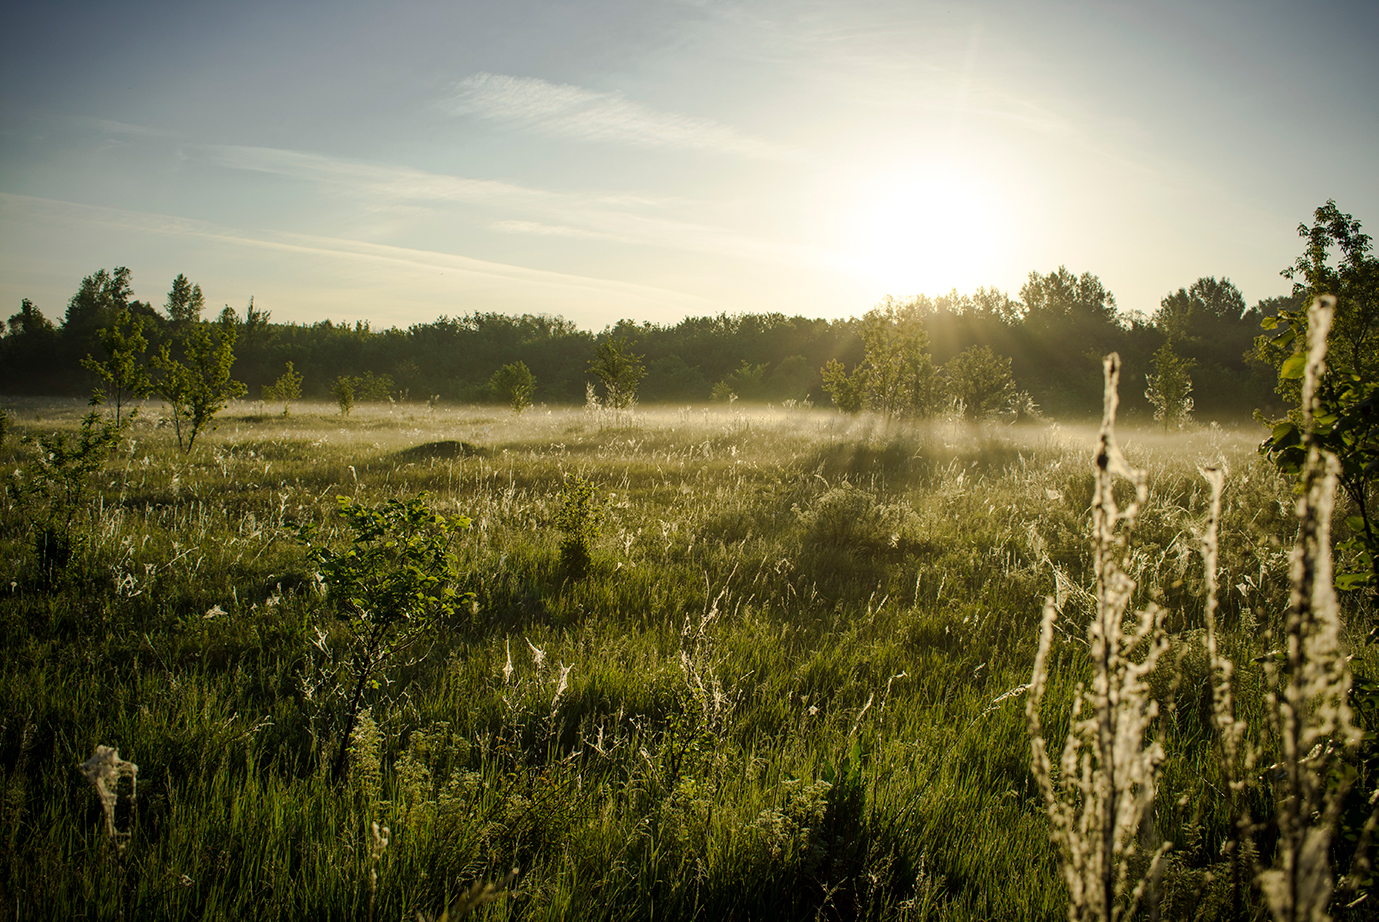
(490, 361, 536, 412)
(299, 493, 473, 784)
(153, 318, 247, 452)
(589, 337, 645, 409)
(81, 305, 154, 430)
(818, 298, 938, 419)
(332, 376, 355, 417)
(1257, 201, 1379, 599)
(943, 345, 1015, 419)
(1144, 340, 1195, 431)
(263, 361, 304, 416)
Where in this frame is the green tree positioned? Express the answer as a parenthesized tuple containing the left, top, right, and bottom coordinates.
(299, 493, 473, 784)
(81, 305, 154, 430)
(711, 360, 767, 403)
(943, 345, 1015, 419)
(1144, 340, 1195, 431)
(64, 267, 135, 341)
(164, 273, 205, 324)
(490, 361, 536, 412)
(1258, 201, 1379, 597)
(589, 337, 646, 409)
(821, 358, 866, 413)
(7, 298, 55, 337)
(153, 320, 247, 452)
(819, 298, 938, 419)
(332, 376, 355, 417)
(263, 361, 304, 416)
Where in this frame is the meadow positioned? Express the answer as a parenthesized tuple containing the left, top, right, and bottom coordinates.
(0, 394, 1372, 920)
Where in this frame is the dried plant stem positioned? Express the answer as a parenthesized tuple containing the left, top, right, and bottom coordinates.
(1028, 353, 1170, 922)
(1259, 296, 1364, 922)
(1198, 462, 1256, 915)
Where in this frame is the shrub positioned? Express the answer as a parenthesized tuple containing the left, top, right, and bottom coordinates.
(299, 493, 474, 783)
(553, 475, 602, 578)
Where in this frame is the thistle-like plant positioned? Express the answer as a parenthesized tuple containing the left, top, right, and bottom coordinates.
(1028, 353, 1170, 922)
(1257, 296, 1365, 922)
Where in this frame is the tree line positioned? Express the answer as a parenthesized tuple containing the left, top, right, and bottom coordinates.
(0, 252, 1309, 423)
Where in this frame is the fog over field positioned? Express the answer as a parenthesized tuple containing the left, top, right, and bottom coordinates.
(3, 1, 1379, 919)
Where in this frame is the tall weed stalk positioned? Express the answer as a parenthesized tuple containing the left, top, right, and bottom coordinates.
(1258, 295, 1364, 922)
(1028, 353, 1170, 922)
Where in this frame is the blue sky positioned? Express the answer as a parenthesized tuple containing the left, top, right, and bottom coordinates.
(2, 0, 1376, 330)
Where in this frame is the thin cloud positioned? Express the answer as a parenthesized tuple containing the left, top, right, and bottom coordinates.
(0, 192, 711, 307)
(492, 219, 629, 242)
(448, 72, 797, 159)
(199, 144, 835, 270)
(203, 145, 554, 207)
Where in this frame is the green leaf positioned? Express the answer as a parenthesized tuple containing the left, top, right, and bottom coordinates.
(1280, 352, 1307, 380)
(1337, 570, 1372, 591)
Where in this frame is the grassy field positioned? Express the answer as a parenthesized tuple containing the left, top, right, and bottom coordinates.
(0, 396, 1372, 920)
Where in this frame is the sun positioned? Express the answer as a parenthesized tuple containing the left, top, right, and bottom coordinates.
(842, 166, 1012, 297)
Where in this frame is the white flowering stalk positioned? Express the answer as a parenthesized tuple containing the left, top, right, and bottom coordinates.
(77, 745, 138, 842)
(1258, 296, 1363, 922)
(1028, 354, 1170, 922)
(1198, 462, 1257, 912)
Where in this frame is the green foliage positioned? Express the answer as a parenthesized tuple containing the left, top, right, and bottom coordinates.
(820, 298, 940, 419)
(821, 358, 865, 412)
(553, 474, 602, 578)
(332, 375, 355, 416)
(0, 400, 1363, 920)
(711, 360, 767, 403)
(1145, 339, 1195, 431)
(300, 492, 473, 782)
(1258, 202, 1379, 597)
(262, 361, 304, 416)
(7, 298, 55, 336)
(164, 273, 205, 324)
(588, 337, 646, 409)
(490, 360, 536, 412)
(5, 410, 121, 583)
(80, 305, 154, 429)
(942, 345, 1015, 419)
(153, 318, 247, 453)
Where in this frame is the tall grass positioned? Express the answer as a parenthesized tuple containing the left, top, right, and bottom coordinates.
(0, 395, 1373, 918)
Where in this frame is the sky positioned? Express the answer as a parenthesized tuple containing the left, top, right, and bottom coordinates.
(2, 0, 1376, 331)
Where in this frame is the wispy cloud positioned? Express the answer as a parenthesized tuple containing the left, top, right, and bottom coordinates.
(203, 145, 555, 207)
(447, 73, 797, 159)
(0, 192, 712, 308)
(199, 144, 836, 270)
(492, 219, 629, 241)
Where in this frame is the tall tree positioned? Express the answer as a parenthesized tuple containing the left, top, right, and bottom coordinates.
(164, 274, 205, 324)
(7, 299, 55, 337)
(63, 267, 135, 348)
(1020, 266, 1118, 330)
